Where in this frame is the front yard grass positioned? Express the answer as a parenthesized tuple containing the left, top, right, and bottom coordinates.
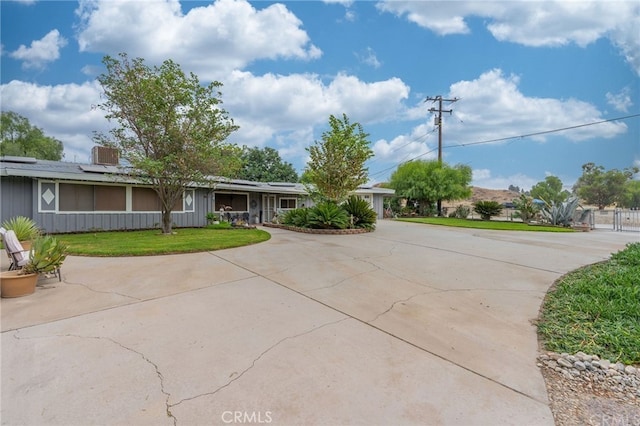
(56, 226, 271, 256)
(396, 217, 575, 232)
(538, 242, 640, 364)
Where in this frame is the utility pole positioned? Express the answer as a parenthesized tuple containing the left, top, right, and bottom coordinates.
(426, 95, 458, 163)
(426, 95, 458, 215)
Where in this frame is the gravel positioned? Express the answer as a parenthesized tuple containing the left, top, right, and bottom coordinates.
(538, 351, 640, 425)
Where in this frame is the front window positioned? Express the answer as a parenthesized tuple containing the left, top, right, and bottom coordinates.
(132, 187, 182, 212)
(59, 183, 126, 212)
(359, 194, 373, 207)
(279, 198, 297, 210)
(215, 193, 248, 211)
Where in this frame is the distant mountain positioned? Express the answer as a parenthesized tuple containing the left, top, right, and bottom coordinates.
(443, 187, 521, 208)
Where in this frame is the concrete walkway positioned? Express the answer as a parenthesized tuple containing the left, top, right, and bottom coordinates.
(2, 221, 637, 425)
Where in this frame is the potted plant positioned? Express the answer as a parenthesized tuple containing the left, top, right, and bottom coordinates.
(1, 235, 68, 298)
(1, 216, 40, 250)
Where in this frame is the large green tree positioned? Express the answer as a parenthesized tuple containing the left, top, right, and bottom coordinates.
(237, 146, 298, 182)
(619, 180, 640, 209)
(94, 53, 240, 234)
(530, 175, 570, 205)
(0, 111, 64, 160)
(389, 160, 472, 216)
(573, 163, 638, 209)
(304, 114, 373, 203)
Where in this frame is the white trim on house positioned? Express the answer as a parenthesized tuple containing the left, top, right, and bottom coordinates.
(37, 179, 193, 215)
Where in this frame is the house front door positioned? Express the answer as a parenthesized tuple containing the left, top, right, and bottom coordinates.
(262, 195, 276, 223)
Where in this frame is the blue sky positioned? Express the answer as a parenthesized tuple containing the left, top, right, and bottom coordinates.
(1, 0, 639, 190)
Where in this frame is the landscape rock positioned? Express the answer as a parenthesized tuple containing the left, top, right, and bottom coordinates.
(538, 351, 640, 400)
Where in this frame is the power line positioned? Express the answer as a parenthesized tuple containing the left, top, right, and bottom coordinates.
(367, 127, 437, 167)
(369, 113, 640, 179)
(444, 113, 640, 149)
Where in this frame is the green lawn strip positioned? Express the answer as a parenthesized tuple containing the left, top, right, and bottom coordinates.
(396, 217, 575, 232)
(538, 243, 640, 364)
(56, 227, 271, 256)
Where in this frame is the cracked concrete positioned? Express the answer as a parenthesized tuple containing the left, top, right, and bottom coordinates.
(2, 220, 637, 425)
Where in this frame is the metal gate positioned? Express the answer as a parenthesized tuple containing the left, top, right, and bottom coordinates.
(614, 209, 640, 232)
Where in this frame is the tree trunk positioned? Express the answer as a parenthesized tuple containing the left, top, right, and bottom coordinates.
(162, 209, 173, 234)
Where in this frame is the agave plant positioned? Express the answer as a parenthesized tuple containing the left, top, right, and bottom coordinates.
(21, 235, 68, 275)
(1, 216, 40, 242)
(342, 195, 377, 229)
(540, 197, 580, 227)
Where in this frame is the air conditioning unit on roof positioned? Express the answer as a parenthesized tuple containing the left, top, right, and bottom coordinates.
(92, 146, 119, 166)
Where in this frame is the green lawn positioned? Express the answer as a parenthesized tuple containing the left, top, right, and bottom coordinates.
(538, 243, 640, 364)
(396, 217, 575, 232)
(55, 226, 271, 256)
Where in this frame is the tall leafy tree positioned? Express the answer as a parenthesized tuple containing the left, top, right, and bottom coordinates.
(94, 53, 240, 234)
(620, 180, 640, 209)
(530, 175, 570, 205)
(573, 163, 638, 209)
(237, 146, 298, 182)
(389, 160, 472, 216)
(304, 114, 373, 203)
(0, 111, 64, 160)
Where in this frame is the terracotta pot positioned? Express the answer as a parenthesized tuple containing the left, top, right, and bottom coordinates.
(20, 240, 32, 251)
(1, 271, 38, 298)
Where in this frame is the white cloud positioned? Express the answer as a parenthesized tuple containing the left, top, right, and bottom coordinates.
(1, 68, 410, 170)
(10, 29, 67, 69)
(224, 70, 410, 162)
(372, 123, 437, 165)
(472, 168, 538, 191)
(606, 87, 634, 113)
(0, 80, 108, 162)
(356, 47, 381, 69)
(75, 0, 322, 81)
(376, 1, 640, 74)
(436, 69, 627, 144)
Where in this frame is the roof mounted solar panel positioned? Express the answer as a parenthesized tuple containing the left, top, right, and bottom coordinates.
(1, 156, 38, 164)
(79, 164, 121, 174)
(267, 182, 297, 187)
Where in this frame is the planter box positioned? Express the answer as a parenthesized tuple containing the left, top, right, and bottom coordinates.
(1, 271, 38, 298)
(572, 224, 591, 232)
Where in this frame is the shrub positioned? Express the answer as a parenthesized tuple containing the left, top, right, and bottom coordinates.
(282, 208, 310, 228)
(343, 196, 377, 229)
(205, 212, 218, 224)
(473, 201, 503, 220)
(1, 216, 40, 241)
(449, 205, 471, 219)
(308, 202, 349, 229)
(512, 194, 539, 223)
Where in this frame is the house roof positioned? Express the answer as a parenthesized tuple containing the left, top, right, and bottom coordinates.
(0, 156, 395, 196)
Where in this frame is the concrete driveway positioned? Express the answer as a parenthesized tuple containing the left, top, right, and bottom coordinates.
(2, 220, 637, 425)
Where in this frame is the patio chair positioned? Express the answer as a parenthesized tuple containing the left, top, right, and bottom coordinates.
(0, 229, 61, 281)
(1, 229, 30, 271)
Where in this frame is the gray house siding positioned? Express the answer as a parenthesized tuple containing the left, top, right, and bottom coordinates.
(1, 176, 33, 222)
(33, 183, 208, 233)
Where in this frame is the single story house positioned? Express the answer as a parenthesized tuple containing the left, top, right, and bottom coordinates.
(1, 152, 395, 234)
